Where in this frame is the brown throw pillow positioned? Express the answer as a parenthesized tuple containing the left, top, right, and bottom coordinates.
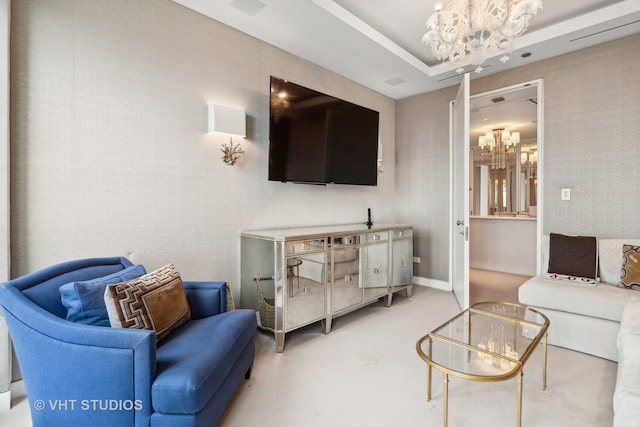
(619, 245, 640, 291)
(104, 263, 191, 342)
(547, 233, 598, 280)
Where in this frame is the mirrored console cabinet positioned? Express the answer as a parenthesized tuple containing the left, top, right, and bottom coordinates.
(240, 224, 413, 352)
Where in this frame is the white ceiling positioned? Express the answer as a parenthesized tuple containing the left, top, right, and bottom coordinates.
(172, 0, 640, 99)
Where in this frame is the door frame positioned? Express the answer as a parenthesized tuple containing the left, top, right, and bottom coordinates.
(467, 79, 545, 274)
(449, 77, 544, 309)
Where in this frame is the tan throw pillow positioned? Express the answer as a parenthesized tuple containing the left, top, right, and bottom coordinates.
(104, 263, 191, 342)
(619, 245, 640, 291)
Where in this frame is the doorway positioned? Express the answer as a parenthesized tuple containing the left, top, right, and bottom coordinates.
(451, 78, 544, 309)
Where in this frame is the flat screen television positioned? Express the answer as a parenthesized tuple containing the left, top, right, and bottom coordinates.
(268, 76, 379, 186)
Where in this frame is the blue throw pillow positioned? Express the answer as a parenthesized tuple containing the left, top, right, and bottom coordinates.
(59, 264, 146, 326)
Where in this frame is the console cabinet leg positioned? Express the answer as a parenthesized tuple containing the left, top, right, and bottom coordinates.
(275, 331, 285, 353)
(384, 293, 393, 307)
(405, 284, 414, 297)
(321, 316, 332, 334)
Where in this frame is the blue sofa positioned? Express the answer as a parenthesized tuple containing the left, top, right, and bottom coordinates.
(0, 257, 256, 427)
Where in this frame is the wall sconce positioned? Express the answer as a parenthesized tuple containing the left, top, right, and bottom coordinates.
(208, 104, 246, 166)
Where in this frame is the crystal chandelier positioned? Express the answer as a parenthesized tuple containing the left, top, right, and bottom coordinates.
(422, 0, 543, 73)
(521, 149, 537, 173)
(479, 128, 520, 169)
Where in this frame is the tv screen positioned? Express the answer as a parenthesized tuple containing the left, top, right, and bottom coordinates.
(268, 76, 379, 186)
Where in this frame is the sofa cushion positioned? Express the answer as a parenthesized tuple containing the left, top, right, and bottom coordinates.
(152, 309, 257, 414)
(619, 245, 640, 291)
(614, 302, 640, 426)
(104, 264, 191, 342)
(59, 264, 146, 326)
(518, 275, 640, 322)
(547, 233, 598, 281)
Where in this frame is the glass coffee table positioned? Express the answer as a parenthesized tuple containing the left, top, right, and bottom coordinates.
(416, 301, 550, 427)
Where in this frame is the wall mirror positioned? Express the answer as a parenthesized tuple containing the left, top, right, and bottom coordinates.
(470, 82, 540, 217)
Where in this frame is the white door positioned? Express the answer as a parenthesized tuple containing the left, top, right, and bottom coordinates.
(450, 73, 470, 310)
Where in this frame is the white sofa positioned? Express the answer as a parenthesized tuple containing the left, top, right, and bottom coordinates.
(519, 237, 640, 361)
(518, 237, 640, 426)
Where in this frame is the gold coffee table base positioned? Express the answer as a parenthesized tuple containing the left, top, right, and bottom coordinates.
(416, 302, 549, 427)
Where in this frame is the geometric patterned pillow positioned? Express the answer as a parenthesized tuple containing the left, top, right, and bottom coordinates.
(618, 245, 640, 291)
(104, 264, 191, 342)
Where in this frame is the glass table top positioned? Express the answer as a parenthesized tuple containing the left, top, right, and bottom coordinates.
(417, 302, 549, 380)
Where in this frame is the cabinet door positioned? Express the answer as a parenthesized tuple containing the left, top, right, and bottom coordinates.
(285, 241, 327, 331)
(331, 245, 363, 312)
(392, 238, 413, 287)
(363, 241, 389, 299)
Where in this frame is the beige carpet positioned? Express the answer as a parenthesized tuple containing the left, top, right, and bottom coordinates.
(218, 285, 615, 427)
(470, 267, 532, 305)
(2, 284, 616, 427)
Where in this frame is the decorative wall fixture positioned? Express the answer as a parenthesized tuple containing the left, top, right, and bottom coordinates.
(208, 104, 246, 166)
(422, 0, 543, 73)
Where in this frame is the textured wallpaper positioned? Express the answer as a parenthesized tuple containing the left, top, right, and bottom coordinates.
(396, 33, 640, 282)
(8, 0, 396, 298)
(0, 0, 8, 282)
(9, 0, 640, 290)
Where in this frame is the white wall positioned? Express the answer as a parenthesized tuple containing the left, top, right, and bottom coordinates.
(9, 0, 396, 301)
(469, 217, 536, 276)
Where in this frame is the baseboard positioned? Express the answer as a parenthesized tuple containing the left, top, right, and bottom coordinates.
(11, 379, 25, 400)
(0, 380, 26, 412)
(413, 276, 450, 292)
(0, 389, 9, 412)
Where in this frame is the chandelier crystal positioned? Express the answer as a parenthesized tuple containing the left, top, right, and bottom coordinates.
(422, 0, 543, 72)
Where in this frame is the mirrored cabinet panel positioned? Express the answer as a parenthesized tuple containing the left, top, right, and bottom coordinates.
(241, 224, 413, 352)
(284, 240, 327, 331)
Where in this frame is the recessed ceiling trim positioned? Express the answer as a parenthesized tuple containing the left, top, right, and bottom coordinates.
(312, 0, 431, 75)
(570, 19, 640, 43)
(514, 0, 640, 48)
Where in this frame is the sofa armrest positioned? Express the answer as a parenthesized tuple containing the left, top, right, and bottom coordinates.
(0, 286, 155, 426)
(182, 281, 228, 319)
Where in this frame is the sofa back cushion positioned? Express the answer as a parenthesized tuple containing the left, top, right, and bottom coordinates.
(16, 257, 134, 319)
(542, 236, 640, 286)
(599, 239, 640, 285)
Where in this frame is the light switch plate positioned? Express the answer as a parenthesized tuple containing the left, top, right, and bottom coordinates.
(561, 188, 571, 200)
